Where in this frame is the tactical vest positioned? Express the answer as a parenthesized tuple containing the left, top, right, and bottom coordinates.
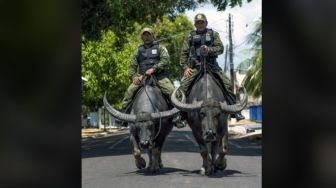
(189, 29, 217, 66)
(136, 43, 160, 75)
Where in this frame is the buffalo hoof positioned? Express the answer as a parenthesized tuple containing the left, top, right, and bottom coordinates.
(215, 157, 227, 171)
(135, 157, 146, 169)
(200, 166, 214, 176)
(200, 167, 206, 176)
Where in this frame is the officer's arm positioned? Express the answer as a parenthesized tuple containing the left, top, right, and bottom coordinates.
(152, 46, 170, 73)
(128, 50, 139, 81)
(208, 32, 224, 56)
(180, 35, 191, 70)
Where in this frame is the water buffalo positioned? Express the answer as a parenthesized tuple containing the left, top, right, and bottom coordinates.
(104, 76, 182, 173)
(171, 72, 247, 175)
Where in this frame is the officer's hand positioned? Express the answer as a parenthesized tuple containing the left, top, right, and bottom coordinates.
(201, 45, 209, 53)
(145, 68, 154, 76)
(132, 76, 141, 85)
(184, 68, 193, 77)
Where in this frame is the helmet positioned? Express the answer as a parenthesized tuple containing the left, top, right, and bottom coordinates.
(140, 27, 154, 36)
(194, 13, 207, 22)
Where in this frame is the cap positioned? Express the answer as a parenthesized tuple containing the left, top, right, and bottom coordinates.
(140, 27, 154, 36)
(194, 13, 207, 22)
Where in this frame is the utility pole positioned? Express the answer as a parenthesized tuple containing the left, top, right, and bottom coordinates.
(228, 13, 236, 94)
(224, 44, 228, 73)
(103, 106, 106, 132)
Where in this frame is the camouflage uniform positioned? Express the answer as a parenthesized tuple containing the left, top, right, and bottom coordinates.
(121, 41, 174, 110)
(179, 28, 236, 105)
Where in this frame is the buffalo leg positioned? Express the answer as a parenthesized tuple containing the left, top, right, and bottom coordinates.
(190, 123, 213, 175)
(211, 141, 219, 172)
(149, 133, 168, 173)
(130, 134, 146, 169)
(156, 144, 164, 169)
(196, 139, 212, 175)
(149, 147, 161, 173)
(215, 134, 228, 170)
(147, 149, 153, 171)
(156, 132, 170, 169)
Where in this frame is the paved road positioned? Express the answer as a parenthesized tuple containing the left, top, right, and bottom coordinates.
(82, 127, 261, 188)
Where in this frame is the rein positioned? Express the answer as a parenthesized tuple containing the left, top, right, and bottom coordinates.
(202, 54, 208, 99)
(141, 75, 162, 142)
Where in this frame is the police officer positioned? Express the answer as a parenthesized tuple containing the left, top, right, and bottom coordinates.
(120, 27, 186, 127)
(179, 13, 245, 121)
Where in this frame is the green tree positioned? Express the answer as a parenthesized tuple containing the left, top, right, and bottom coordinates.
(81, 0, 198, 43)
(240, 18, 262, 98)
(199, 0, 253, 10)
(82, 15, 193, 109)
(82, 30, 139, 109)
(81, 0, 254, 43)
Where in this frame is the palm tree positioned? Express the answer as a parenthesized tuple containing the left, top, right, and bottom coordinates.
(240, 18, 262, 98)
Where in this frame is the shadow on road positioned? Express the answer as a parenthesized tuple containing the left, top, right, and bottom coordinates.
(82, 130, 261, 159)
(124, 167, 253, 178)
(125, 167, 191, 176)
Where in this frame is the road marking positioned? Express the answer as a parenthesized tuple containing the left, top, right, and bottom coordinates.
(185, 134, 198, 147)
(108, 136, 129, 150)
(229, 140, 242, 148)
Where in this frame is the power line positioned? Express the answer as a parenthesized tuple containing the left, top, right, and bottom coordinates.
(233, 37, 250, 49)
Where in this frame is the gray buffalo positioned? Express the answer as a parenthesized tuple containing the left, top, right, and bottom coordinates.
(171, 72, 247, 175)
(104, 76, 182, 173)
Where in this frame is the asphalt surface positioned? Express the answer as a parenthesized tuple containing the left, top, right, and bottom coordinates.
(82, 127, 261, 188)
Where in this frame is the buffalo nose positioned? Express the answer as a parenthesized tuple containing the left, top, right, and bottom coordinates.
(204, 129, 216, 141)
(205, 129, 216, 139)
(205, 129, 214, 135)
(140, 140, 150, 148)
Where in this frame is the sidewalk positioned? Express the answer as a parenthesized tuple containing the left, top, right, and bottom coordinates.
(82, 119, 262, 140)
(228, 119, 262, 139)
(228, 118, 259, 126)
(81, 127, 128, 139)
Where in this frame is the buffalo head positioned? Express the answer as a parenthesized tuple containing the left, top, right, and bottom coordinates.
(171, 87, 248, 142)
(104, 93, 185, 149)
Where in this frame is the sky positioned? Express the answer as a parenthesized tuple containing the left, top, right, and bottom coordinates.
(184, 0, 262, 70)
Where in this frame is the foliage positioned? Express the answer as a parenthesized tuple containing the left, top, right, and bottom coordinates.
(82, 15, 193, 108)
(240, 18, 262, 98)
(81, 0, 253, 43)
(82, 30, 138, 109)
(189, 0, 253, 10)
(81, 0, 198, 43)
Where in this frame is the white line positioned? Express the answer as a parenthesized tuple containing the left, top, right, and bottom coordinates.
(185, 134, 198, 147)
(229, 140, 242, 148)
(108, 136, 129, 150)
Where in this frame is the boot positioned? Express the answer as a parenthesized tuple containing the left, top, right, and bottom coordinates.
(232, 112, 245, 122)
(172, 113, 188, 128)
